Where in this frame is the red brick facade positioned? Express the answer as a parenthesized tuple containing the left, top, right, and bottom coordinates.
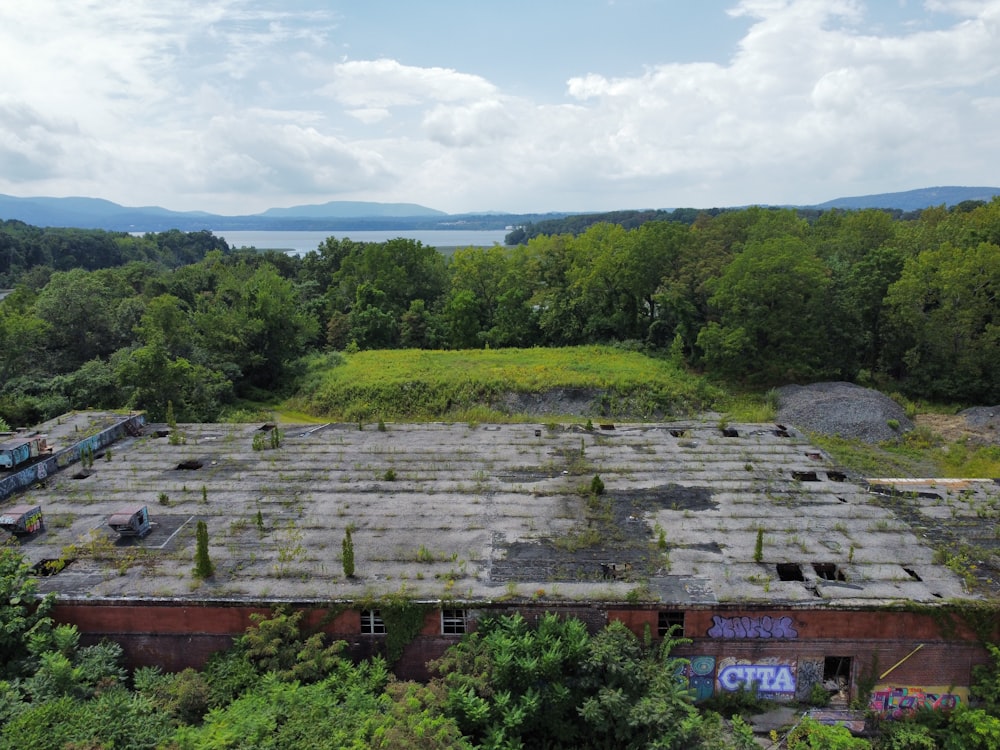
(52, 600, 997, 705)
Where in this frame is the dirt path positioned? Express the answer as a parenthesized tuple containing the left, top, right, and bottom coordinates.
(915, 413, 998, 445)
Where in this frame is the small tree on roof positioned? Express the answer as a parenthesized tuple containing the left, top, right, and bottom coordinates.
(194, 521, 214, 579)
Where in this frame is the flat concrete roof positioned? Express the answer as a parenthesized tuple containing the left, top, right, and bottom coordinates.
(4, 417, 997, 607)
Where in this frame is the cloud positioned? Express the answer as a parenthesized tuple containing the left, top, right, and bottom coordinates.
(1, 0, 999, 212)
(422, 100, 517, 147)
(178, 117, 395, 197)
(347, 108, 391, 124)
(318, 59, 497, 109)
(543, 0, 1000, 205)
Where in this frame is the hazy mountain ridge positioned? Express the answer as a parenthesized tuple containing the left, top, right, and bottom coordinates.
(1, 186, 998, 232)
(812, 185, 1000, 211)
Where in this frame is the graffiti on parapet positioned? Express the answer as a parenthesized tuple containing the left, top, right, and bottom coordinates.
(717, 657, 797, 698)
(870, 685, 966, 718)
(708, 614, 798, 639)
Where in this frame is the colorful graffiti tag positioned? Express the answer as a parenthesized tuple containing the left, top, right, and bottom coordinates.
(869, 685, 967, 718)
(677, 656, 716, 702)
(707, 614, 798, 639)
(717, 657, 797, 699)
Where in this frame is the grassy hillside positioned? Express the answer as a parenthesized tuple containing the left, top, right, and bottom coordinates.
(289, 346, 723, 422)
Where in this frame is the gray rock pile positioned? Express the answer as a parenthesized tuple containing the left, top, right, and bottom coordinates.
(776, 382, 912, 443)
(959, 405, 1000, 430)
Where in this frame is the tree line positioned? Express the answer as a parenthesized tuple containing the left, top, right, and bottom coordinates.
(1, 199, 998, 425)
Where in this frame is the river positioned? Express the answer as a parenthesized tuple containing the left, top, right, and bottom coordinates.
(212, 229, 511, 254)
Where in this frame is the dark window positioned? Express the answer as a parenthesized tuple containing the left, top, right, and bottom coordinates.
(442, 609, 467, 635)
(657, 611, 685, 637)
(824, 656, 852, 685)
(361, 609, 386, 635)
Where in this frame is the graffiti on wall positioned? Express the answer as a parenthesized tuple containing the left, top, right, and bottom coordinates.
(0, 414, 145, 503)
(707, 614, 798, 639)
(717, 657, 797, 700)
(869, 685, 967, 718)
(677, 656, 716, 702)
(795, 658, 824, 703)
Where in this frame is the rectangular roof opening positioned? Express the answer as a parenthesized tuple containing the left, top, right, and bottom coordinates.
(812, 562, 846, 582)
(776, 563, 804, 581)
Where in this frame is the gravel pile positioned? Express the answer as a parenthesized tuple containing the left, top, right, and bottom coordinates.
(959, 405, 1000, 429)
(776, 382, 912, 443)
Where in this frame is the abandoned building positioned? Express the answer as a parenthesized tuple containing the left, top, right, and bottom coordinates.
(2, 411, 998, 714)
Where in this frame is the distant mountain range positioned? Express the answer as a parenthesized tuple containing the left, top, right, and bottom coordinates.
(1, 186, 998, 232)
(810, 186, 1000, 211)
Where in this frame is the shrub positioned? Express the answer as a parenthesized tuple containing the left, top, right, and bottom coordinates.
(194, 521, 214, 579)
(341, 528, 355, 578)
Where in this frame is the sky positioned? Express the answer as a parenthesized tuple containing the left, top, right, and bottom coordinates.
(1, 0, 998, 215)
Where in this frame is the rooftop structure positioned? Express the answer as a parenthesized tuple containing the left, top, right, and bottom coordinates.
(4, 418, 995, 607)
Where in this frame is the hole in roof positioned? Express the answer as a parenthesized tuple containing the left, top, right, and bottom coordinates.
(599, 424, 615, 430)
(813, 563, 846, 582)
(176, 460, 204, 470)
(33, 558, 74, 576)
(903, 567, 922, 581)
(773, 428, 790, 438)
(806, 451, 822, 460)
(669, 429, 686, 438)
(836, 496, 848, 503)
(776, 563, 804, 581)
(827, 471, 847, 482)
(793, 471, 820, 482)
(71, 471, 91, 480)
(721, 428, 739, 438)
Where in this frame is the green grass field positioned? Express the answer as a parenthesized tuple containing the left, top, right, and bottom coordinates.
(248, 345, 1000, 479)
(288, 346, 723, 422)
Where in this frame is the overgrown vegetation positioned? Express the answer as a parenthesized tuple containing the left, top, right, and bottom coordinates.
(291, 346, 720, 420)
(2, 546, 1000, 749)
(4, 200, 1000, 426)
(811, 431, 1000, 479)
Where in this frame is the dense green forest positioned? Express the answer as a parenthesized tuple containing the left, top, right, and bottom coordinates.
(2, 547, 999, 749)
(1, 199, 999, 426)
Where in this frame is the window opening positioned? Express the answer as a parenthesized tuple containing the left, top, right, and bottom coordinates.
(361, 609, 386, 635)
(824, 656, 852, 684)
(442, 609, 468, 635)
(657, 611, 685, 637)
(776, 563, 804, 581)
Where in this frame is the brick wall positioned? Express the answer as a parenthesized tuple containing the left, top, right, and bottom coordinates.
(53, 600, 996, 692)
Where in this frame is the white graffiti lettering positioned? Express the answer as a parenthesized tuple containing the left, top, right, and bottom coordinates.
(718, 664, 796, 694)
